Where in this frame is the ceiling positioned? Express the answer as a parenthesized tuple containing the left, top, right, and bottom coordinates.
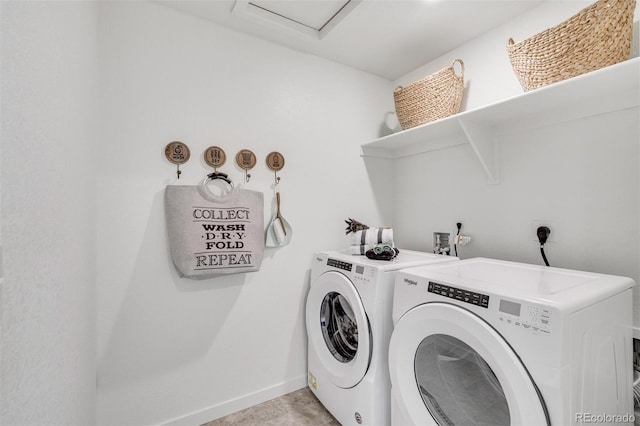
(157, 0, 544, 80)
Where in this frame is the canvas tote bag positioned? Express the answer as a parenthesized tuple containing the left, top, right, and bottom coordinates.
(165, 183, 264, 279)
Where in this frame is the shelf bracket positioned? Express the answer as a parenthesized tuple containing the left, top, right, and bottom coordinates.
(457, 117, 500, 185)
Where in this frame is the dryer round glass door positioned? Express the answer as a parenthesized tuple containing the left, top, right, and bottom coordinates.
(415, 334, 509, 425)
(389, 302, 549, 426)
(306, 271, 372, 389)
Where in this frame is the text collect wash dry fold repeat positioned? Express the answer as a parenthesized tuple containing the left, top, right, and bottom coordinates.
(165, 184, 264, 279)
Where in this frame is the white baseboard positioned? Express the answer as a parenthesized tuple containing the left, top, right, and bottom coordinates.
(162, 375, 308, 426)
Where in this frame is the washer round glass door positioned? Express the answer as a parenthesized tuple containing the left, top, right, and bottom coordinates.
(320, 291, 359, 363)
(389, 302, 549, 426)
(306, 271, 371, 389)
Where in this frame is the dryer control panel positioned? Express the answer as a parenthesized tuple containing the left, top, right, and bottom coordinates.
(428, 282, 490, 308)
(497, 300, 552, 335)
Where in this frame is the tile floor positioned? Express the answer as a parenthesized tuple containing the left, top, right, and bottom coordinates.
(202, 387, 340, 426)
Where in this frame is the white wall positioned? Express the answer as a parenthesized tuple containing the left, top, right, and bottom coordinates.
(96, 2, 393, 424)
(3, 1, 636, 424)
(391, 1, 640, 322)
(1, 1, 98, 424)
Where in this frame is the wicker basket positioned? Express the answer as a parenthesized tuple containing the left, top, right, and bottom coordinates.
(507, 0, 636, 92)
(393, 59, 465, 130)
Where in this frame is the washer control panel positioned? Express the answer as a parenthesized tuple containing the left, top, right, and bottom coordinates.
(327, 258, 352, 272)
(428, 281, 490, 309)
(497, 300, 552, 335)
(326, 258, 373, 284)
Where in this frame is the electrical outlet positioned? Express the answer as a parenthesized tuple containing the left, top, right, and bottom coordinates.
(532, 221, 556, 242)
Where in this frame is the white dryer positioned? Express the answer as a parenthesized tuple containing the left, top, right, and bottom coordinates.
(389, 258, 635, 426)
(306, 249, 458, 426)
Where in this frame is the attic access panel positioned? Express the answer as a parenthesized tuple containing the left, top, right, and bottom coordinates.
(232, 0, 362, 39)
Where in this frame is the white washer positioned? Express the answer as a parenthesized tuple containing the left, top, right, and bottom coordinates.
(389, 258, 635, 426)
(306, 249, 458, 426)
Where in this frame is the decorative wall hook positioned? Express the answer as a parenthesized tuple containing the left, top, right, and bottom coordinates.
(203, 146, 233, 189)
(164, 141, 190, 179)
(204, 146, 226, 170)
(266, 151, 285, 186)
(236, 149, 257, 183)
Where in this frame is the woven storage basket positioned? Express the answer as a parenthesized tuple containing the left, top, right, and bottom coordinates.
(507, 0, 635, 92)
(393, 59, 465, 130)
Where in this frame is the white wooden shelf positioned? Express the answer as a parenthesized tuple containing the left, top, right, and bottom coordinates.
(361, 57, 640, 184)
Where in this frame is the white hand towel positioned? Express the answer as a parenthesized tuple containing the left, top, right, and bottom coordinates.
(349, 228, 393, 246)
